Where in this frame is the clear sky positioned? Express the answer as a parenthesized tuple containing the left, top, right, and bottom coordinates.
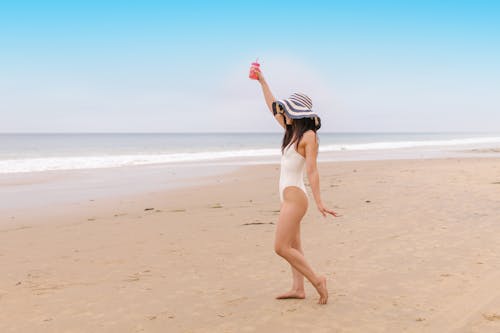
(1, 0, 499, 133)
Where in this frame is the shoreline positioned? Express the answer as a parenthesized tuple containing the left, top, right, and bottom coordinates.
(0, 162, 242, 228)
(2, 140, 500, 175)
(2, 152, 499, 228)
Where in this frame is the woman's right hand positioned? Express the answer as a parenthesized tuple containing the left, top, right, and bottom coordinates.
(251, 66, 264, 83)
(317, 201, 340, 218)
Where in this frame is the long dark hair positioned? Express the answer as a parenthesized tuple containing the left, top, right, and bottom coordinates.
(281, 116, 321, 154)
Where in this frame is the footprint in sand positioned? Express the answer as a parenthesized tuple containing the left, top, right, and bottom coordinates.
(32, 284, 65, 295)
(242, 222, 274, 226)
(483, 313, 500, 321)
(226, 297, 248, 305)
(124, 270, 152, 282)
(147, 311, 175, 320)
(211, 203, 223, 208)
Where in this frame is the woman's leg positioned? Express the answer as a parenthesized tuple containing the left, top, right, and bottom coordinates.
(274, 187, 328, 304)
(276, 222, 305, 299)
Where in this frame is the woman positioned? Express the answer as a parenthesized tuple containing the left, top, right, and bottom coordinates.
(252, 67, 339, 305)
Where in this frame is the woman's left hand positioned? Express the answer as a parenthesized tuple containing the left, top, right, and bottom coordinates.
(317, 202, 340, 218)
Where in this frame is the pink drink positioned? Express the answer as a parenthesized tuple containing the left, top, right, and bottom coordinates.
(249, 58, 260, 80)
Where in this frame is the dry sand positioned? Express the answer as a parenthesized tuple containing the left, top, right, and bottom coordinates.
(1, 157, 500, 332)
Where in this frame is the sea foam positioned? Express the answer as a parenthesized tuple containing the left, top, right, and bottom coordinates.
(1, 136, 499, 174)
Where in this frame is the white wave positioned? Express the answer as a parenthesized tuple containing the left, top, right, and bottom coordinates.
(320, 136, 500, 152)
(0, 149, 281, 174)
(1, 136, 500, 174)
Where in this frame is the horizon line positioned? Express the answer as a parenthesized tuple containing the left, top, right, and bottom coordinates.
(1, 131, 499, 135)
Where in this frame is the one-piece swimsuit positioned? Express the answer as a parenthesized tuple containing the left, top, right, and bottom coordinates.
(279, 142, 308, 203)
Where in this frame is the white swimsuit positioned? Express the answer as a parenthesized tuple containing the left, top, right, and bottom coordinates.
(279, 142, 308, 203)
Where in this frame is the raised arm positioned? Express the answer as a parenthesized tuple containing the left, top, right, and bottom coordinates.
(252, 68, 286, 129)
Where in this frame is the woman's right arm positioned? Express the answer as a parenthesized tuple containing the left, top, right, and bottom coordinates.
(253, 69, 286, 129)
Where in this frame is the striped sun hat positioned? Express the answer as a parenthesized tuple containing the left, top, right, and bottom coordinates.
(272, 92, 319, 120)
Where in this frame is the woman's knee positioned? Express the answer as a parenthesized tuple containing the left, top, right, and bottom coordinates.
(274, 242, 291, 257)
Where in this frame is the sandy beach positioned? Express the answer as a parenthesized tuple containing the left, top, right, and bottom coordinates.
(1, 157, 500, 332)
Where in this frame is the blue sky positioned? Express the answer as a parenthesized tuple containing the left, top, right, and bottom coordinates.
(1, 0, 499, 133)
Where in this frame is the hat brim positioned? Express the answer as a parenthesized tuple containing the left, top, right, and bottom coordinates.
(273, 99, 318, 119)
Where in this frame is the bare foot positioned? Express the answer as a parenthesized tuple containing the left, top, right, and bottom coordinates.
(314, 276, 328, 304)
(275, 289, 306, 299)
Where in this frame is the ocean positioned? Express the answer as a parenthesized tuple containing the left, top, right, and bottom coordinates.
(1, 132, 500, 174)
